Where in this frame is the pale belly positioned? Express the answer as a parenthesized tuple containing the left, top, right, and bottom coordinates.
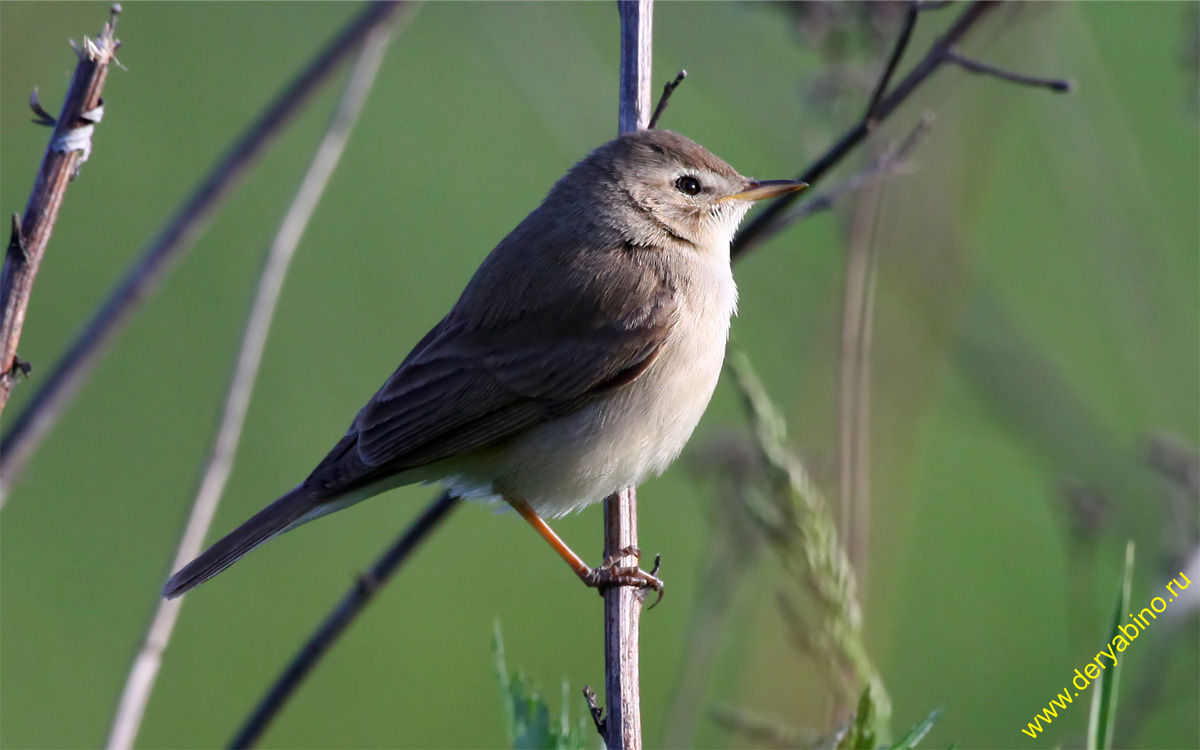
(440, 258, 737, 518)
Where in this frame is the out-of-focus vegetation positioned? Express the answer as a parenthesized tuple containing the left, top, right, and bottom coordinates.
(493, 623, 591, 750)
(1, 3, 1195, 748)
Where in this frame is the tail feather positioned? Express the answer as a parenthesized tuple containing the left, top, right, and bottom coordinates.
(162, 486, 317, 599)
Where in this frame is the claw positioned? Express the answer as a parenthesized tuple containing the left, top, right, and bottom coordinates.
(582, 554, 664, 607)
(8, 214, 28, 263)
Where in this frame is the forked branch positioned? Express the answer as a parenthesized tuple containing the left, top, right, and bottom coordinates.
(732, 0, 1069, 259)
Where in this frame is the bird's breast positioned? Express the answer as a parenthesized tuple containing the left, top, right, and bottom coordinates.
(486, 250, 737, 517)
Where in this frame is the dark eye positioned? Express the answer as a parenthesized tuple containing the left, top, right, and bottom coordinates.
(674, 175, 702, 196)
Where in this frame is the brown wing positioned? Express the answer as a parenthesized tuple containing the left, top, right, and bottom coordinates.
(354, 317, 667, 469)
(303, 238, 677, 497)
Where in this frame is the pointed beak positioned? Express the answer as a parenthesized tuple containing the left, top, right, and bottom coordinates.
(722, 179, 808, 203)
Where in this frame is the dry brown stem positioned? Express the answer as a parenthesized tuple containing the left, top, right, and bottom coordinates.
(0, 5, 121, 416)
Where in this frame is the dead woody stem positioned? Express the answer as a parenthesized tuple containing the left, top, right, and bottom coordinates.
(0, 5, 120, 416)
(589, 3, 655, 749)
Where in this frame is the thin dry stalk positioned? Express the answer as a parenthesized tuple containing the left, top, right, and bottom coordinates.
(0, 0, 409, 499)
(104, 27, 396, 750)
(230, 491, 460, 749)
(835, 165, 883, 612)
(0, 6, 121, 416)
(596, 3, 654, 749)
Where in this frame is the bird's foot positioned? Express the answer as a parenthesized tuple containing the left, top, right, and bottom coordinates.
(582, 551, 663, 608)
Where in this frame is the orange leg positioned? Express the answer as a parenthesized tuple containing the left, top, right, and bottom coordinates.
(507, 498, 664, 601)
(508, 498, 593, 581)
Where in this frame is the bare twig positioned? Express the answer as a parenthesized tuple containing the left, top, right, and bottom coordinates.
(863, 1, 919, 121)
(104, 26, 396, 750)
(230, 491, 459, 749)
(0, 5, 120, 416)
(774, 114, 933, 226)
(0, 0, 410, 499)
(946, 49, 1073, 92)
(584, 685, 607, 737)
(647, 70, 686, 130)
(732, 0, 1033, 259)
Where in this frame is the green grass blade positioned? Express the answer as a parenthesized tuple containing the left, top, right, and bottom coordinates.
(888, 708, 941, 749)
(1087, 541, 1134, 750)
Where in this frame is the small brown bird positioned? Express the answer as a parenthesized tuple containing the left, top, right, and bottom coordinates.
(163, 129, 804, 599)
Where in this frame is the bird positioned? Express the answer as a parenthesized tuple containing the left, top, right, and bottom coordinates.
(163, 129, 804, 599)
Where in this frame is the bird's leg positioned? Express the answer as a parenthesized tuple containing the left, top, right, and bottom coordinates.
(507, 498, 663, 600)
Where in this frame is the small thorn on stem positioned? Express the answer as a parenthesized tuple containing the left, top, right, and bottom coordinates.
(7, 214, 29, 263)
(355, 571, 378, 596)
(29, 89, 56, 127)
(648, 70, 687, 130)
(583, 685, 606, 737)
(8, 356, 33, 379)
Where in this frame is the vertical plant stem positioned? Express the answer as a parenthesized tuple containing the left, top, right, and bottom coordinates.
(603, 486, 643, 750)
(104, 26, 396, 750)
(604, 3, 653, 748)
(600, 5, 657, 748)
(836, 174, 883, 606)
(617, 0, 654, 136)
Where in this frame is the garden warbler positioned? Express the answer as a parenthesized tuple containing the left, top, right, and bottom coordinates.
(163, 129, 804, 599)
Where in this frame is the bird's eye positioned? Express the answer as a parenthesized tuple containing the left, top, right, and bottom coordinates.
(674, 175, 702, 196)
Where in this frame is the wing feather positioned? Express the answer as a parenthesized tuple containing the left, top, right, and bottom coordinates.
(304, 233, 679, 498)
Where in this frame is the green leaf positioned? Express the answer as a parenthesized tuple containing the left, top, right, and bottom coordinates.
(492, 621, 591, 750)
(888, 708, 941, 749)
(1087, 541, 1134, 750)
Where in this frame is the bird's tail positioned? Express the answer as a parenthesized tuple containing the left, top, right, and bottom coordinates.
(162, 485, 317, 599)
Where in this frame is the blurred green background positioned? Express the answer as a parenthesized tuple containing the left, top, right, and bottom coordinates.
(1, 2, 1196, 748)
